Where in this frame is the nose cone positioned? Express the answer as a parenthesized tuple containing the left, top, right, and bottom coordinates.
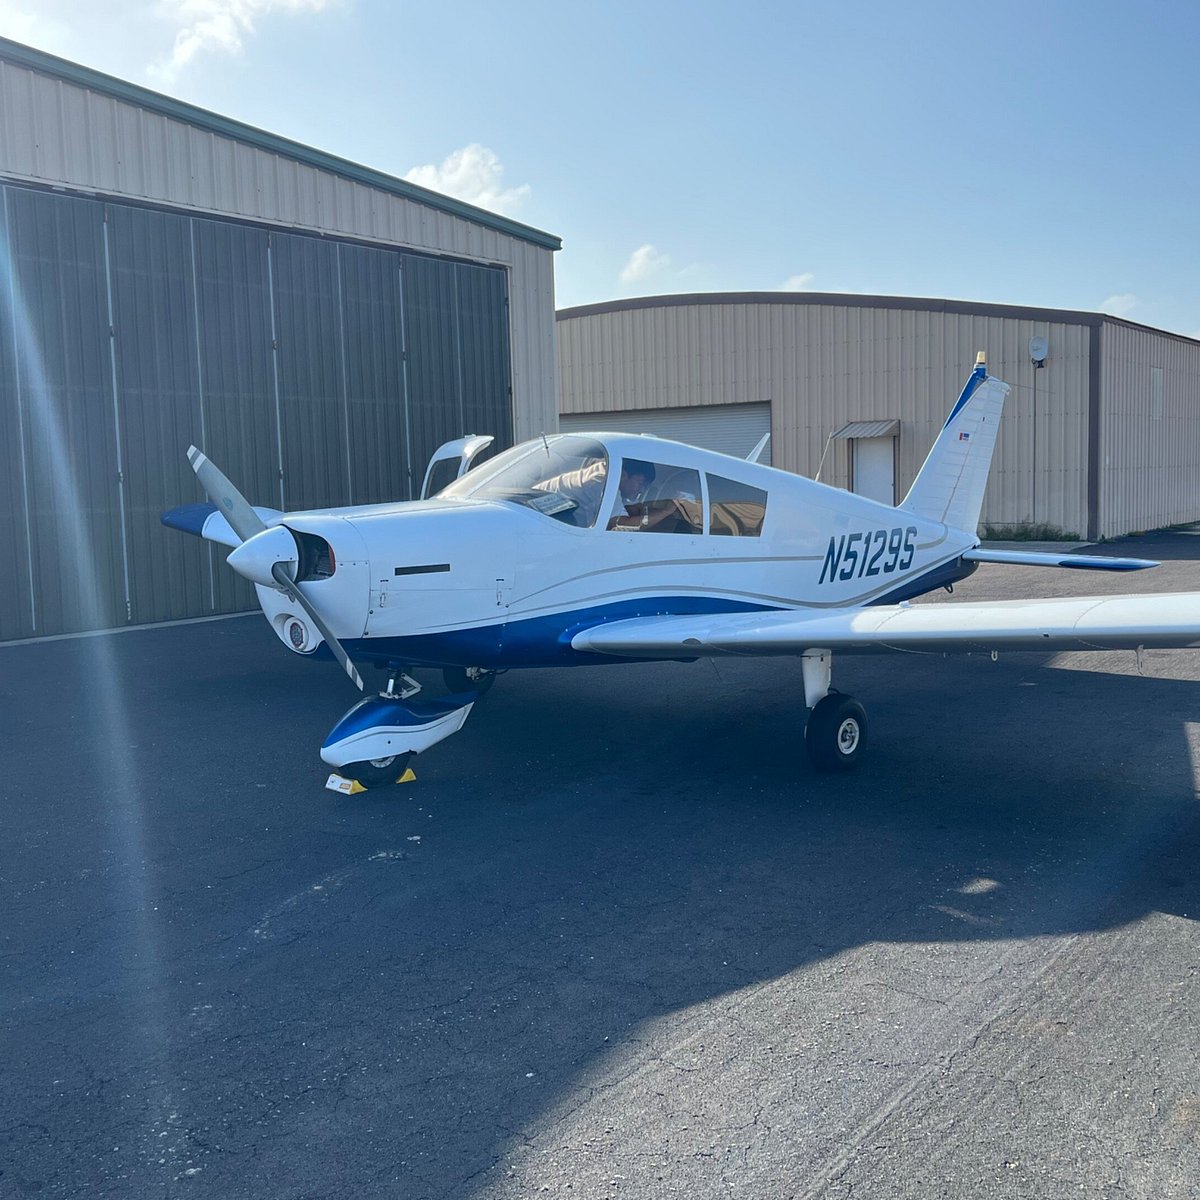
(226, 524, 299, 588)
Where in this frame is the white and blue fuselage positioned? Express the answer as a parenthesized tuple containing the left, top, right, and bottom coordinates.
(165, 359, 1185, 780)
(251, 433, 977, 672)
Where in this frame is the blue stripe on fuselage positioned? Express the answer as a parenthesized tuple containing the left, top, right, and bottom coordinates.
(342, 596, 781, 669)
(868, 555, 977, 604)
(318, 560, 978, 671)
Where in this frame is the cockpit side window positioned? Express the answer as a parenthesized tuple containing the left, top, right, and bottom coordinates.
(608, 461, 703, 534)
(707, 474, 768, 536)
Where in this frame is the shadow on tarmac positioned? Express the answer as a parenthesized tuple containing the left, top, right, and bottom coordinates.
(1, 535, 1198, 1197)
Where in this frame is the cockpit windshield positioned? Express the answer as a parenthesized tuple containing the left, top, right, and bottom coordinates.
(436, 436, 611, 527)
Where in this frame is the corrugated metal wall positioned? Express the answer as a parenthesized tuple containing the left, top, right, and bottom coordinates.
(560, 402, 771, 460)
(559, 299, 1095, 534)
(0, 182, 514, 639)
(1099, 321, 1200, 538)
(0, 50, 559, 442)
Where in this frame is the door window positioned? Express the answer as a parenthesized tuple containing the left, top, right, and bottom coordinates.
(609, 461, 703, 534)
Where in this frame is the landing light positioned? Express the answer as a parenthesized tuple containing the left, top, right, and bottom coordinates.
(285, 617, 311, 652)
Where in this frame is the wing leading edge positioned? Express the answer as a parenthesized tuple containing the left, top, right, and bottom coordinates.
(570, 594, 1200, 658)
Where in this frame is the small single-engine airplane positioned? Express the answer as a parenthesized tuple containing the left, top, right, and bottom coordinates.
(163, 352, 1199, 786)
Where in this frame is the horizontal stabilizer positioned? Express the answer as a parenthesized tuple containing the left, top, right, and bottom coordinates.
(161, 503, 283, 548)
(963, 548, 1158, 572)
(161, 502, 217, 538)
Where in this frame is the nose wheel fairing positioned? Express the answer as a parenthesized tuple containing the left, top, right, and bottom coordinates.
(320, 693, 476, 770)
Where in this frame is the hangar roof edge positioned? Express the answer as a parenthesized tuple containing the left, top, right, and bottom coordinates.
(557, 291, 1200, 347)
(0, 36, 561, 253)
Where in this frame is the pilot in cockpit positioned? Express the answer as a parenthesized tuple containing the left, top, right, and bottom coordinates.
(534, 458, 655, 528)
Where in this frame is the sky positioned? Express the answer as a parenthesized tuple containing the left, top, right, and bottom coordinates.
(2, 0, 1198, 336)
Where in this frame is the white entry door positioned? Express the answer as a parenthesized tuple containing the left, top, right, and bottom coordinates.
(852, 437, 895, 505)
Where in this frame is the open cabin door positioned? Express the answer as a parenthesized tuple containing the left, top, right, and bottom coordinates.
(419, 436, 495, 500)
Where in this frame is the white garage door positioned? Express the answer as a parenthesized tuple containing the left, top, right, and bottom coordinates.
(560, 403, 771, 463)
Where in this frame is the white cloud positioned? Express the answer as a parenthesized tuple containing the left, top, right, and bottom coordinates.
(619, 244, 671, 284)
(0, 1, 337, 81)
(779, 273, 815, 291)
(151, 0, 337, 81)
(1101, 292, 1139, 318)
(0, 1, 74, 51)
(404, 144, 532, 217)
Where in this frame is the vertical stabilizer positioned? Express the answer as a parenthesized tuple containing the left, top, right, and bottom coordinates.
(900, 354, 1010, 533)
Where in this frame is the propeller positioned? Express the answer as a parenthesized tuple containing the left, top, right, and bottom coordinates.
(187, 445, 364, 692)
(187, 446, 267, 542)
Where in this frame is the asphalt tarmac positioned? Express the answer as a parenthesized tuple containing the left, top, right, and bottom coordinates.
(1, 532, 1198, 1199)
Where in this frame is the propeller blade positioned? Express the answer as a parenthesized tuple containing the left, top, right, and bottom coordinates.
(187, 446, 267, 544)
(271, 561, 365, 692)
(186, 446, 361, 691)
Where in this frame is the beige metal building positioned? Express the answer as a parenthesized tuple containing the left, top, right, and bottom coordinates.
(0, 37, 560, 640)
(558, 293, 1200, 540)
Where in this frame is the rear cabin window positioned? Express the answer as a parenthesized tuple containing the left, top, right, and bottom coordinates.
(707, 474, 768, 537)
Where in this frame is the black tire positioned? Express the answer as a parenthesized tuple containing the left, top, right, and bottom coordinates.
(805, 694, 868, 773)
(442, 665, 497, 695)
(342, 752, 413, 789)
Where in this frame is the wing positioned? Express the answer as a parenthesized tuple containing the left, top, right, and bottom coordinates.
(570, 593, 1200, 658)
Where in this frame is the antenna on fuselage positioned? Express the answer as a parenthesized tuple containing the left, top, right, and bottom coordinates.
(813, 430, 836, 482)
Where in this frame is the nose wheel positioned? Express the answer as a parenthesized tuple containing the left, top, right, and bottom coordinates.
(343, 753, 413, 789)
(805, 692, 868, 772)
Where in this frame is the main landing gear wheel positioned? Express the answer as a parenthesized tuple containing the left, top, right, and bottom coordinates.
(342, 751, 413, 789)
(805, 693, 868, 773)
(442, 665, 497, 696)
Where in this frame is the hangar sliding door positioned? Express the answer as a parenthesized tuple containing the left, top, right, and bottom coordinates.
(339, 243, 409, 507)
(271, 233, 350, 512)
(0, 192, 31, 640)
(402, 255, 512, 494)
(0, 183, 515, 640)
(1, 188, 125, 637)
(107, 205, 213, 624)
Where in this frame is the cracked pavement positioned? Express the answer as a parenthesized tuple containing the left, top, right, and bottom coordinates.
(1, 531, 1198, 1198)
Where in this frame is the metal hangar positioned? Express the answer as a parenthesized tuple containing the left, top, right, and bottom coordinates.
(558, 292, 1200, 542)
(0, 37, 560, 641)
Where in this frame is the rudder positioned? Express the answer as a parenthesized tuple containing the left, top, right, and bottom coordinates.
(899, 354, 1009, 533)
